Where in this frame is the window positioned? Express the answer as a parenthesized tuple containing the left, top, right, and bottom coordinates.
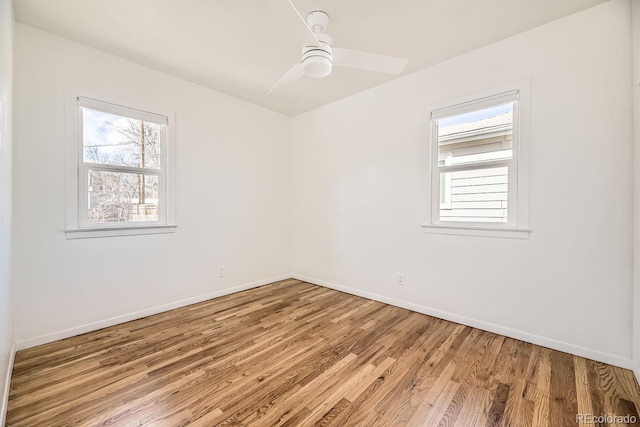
(66, 96, 176, 238)
(424, 83, 530, 238)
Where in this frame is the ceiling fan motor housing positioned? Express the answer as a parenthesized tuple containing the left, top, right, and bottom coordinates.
(306, 11, 330, 32)
(302, 33, 333, 78)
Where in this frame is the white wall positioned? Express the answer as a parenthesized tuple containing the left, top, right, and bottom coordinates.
(12, 24, 291, 347)
(291, 0, 634, 367)
(0, 0, 13, 423)
(632, 0, 640, 383)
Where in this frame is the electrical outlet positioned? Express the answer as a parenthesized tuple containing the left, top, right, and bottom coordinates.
(397, 273, 405, 286)
(218, 266, 225, 278)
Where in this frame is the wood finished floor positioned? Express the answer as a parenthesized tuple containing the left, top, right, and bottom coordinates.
(7, 279, 640, 427)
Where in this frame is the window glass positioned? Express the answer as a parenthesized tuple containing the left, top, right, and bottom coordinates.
(82, 108, 162, 170)
(87, 170, 159, 224)
(78, 100, 167, 227)
(438, 103, 513, 165)
(433, 98, 515, 225)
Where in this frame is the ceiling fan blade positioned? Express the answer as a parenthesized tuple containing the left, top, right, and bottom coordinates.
(268, 60, 304, 95)
(333, 47, 408, 75)
(263, 0, 321, 47)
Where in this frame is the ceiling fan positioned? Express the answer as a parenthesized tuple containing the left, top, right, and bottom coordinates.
(268, 1, 409, 94)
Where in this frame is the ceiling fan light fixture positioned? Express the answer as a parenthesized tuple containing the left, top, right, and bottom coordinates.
(302, 55, 332, 78)
(301, 32, 334, 78)
(267, 6, 408, 94)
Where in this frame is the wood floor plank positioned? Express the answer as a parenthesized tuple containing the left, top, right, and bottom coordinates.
(549, 350, 578, 427)
(597, 361, 640, 427)
(7, 279, 640, 427)
(530, 348, 552, 427)
(575, 356, 595, 427)
(585, 358, 608, 427)
(432, 332, 502, 427)
(486, 382, 510, 427)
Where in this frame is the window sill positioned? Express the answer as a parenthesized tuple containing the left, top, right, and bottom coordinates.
(420, 224, 530, 239)
(65, 224, 177, 240)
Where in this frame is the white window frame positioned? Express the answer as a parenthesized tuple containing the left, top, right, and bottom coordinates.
(422, 81, 530, 239)
(438, 153, 452, 210)
(65, 92, 177, 239)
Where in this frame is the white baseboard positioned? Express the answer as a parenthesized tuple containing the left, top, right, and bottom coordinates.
(16, 274, 291, 351)
(1, 343, 16, 427)
(292, 274, 633, 370)
(13, 273, 635, 371)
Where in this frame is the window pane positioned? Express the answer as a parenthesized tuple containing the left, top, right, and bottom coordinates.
(438, 103, 513, 165)
(82, 107, 162, 169)
(88, 170, 159, 224)
(439, 166, 508, 223)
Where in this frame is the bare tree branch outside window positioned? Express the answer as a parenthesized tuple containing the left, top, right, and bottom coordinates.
(82, 108, 162, 224)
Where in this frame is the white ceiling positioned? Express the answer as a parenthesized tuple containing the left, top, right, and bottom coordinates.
(14, 0, 607, 116)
